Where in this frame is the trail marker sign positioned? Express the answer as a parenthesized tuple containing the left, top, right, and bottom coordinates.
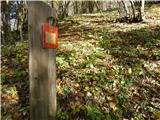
(42, 23, 58, 49)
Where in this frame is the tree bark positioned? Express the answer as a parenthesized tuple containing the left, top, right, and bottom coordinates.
(88, 1, 94, 13)
(130, 0, 136, 19)
(141, 0, 145, 20)
(81, 1, 87, 13)
(28, 1, 57, 120)
(1, 1, 12, 44)
(122, 0, 129, 18)
(74, 1, 78, 14)
(95, 1, 101, 12)
(60, 0, 70, 19)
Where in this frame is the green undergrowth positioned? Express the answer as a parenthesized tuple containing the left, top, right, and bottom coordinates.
(56, 32, 160, 119)
(1, 41, 29, 120)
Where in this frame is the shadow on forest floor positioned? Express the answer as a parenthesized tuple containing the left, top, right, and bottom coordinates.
(98, 25, 160, 61)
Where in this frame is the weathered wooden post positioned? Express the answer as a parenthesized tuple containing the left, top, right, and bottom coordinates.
(28, 1, 56, 120)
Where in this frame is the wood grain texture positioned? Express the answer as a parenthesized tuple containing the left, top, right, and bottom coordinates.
(28, 2, 56, 120)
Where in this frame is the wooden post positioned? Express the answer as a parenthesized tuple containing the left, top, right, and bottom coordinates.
(28, 2, 56, 120)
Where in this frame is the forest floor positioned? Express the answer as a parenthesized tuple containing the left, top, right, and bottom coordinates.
(1, 4, 160, 120)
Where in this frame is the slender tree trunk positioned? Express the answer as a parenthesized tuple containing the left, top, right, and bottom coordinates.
(102, 1, 107, 11)
(88, 1, 94, 13)
(74, 1, 78, 14)
(1, 1, 12, 44)
(81, 1, 87, 13)
(65, 0, 69, 17)
(51, 0, 54, 8)
(141, 0, 145, 20)
(19, 12, 23, 41)
(130, 0, 136, 19)
(18, 2, 26, 41)
(61, 0, 70, 18)
(95, 1, 100, 12)
(117, 0, 123, 18)
(58, 1, 63, 17)
(122, 0, 129, 18)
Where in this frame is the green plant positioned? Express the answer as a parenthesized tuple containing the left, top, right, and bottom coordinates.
(85, 104, 103, 120)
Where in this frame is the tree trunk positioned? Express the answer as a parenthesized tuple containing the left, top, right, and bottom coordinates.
(102, 1, 107, 11)
(17, 2, 26, 41)
(88, 1, 94, 13)
(117, 0, 144, 22)
(60, 0, 70, 19)
(81, 1, 87, 13)
(141, 0, 145, 20)
(1, 1, 12, 44)
(65, 0, 70, 17)
(74, 1, 78, 14)
(122, 0, 129, 18)
(130, 0, 136, 19)
(117, 0, 123, 18)
(95, 1, 101, 12)
(51, 0, 54, 8)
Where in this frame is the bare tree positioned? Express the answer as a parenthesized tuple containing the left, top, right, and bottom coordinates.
(117, 0, 145, 23)
(81, 1, 87, 13)
(122, 0, 129, 18)
(141, 0, 145, 20)
(88, 1, 95, 13)
(1, 1, 12, 44)
(17, 1, 27, 41)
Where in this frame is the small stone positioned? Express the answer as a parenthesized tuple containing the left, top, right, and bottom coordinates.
(86, 92, 92, 97)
